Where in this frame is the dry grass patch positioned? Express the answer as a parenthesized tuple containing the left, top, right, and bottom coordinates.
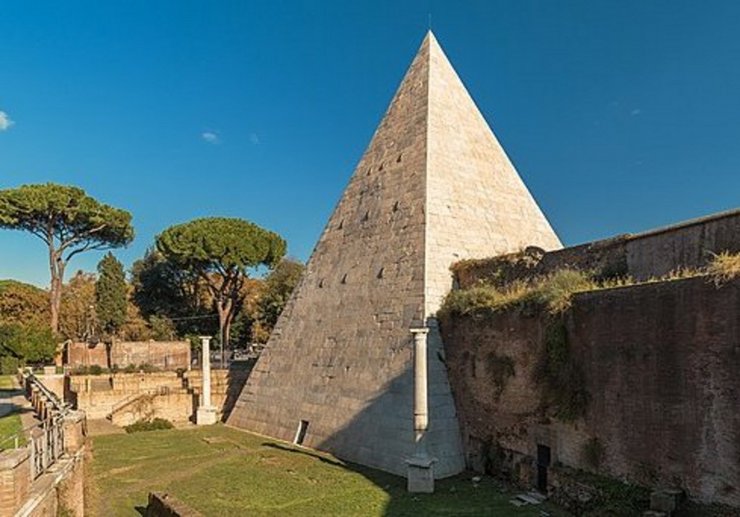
(707, 251, 740, 285)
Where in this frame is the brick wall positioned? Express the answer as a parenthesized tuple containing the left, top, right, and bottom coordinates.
(455, 208, 740, 288)
(441, 276, 740, 506)
(66, 341, 191, 370)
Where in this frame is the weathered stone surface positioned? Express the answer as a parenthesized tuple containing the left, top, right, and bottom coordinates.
(66, 340, 191, 370)
(227, 31, 560, 478)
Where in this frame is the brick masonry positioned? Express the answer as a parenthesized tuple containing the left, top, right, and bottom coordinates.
(65, 340, 191, 371)
(227, 31, 560, 478)
(455, 208, 740, 289)
(441, 276, 740, 506)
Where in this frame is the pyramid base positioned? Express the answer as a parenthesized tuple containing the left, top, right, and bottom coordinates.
(196, 406, 218, 425)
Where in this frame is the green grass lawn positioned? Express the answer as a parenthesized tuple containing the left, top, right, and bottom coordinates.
(89, 424, 563, 517)
(0, 375, 15, 390)
(0, 374, 25, 448)
(0, 412, 24, 447)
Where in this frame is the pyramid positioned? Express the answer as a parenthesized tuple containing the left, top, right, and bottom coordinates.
(227, 31, 561, 478)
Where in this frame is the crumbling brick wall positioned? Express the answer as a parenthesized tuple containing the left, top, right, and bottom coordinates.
(441, 276, 740, 507)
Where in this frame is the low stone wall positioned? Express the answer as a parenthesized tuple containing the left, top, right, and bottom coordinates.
(441, 276, 740, 507)
(66, 340, 191, 371)
(110, 390, 195, 426)
(68, 368, 249, 424)
(454, 208, 740, 287)
(0, 377, 88, 516)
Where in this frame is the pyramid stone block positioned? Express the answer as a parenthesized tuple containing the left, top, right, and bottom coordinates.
(227, 31, 561, 478)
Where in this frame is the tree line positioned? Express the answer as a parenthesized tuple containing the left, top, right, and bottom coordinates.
(0, 183, 304, 369)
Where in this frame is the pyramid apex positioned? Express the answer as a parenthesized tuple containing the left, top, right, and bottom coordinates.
(422, 29, 439, 48)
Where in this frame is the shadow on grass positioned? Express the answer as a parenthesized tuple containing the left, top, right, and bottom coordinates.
(261, 442, 347, 468)
(261, 439, 549, 517)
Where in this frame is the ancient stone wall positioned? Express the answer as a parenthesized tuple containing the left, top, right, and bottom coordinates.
(66, 341, 191, 370)
(441, 276, 740, 506)
(69, 370, 241, 423)
(455, 209, 740, 288)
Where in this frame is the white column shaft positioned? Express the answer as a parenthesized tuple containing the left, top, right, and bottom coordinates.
(201, 337, 212, 408)
(411, 328, 429, 447)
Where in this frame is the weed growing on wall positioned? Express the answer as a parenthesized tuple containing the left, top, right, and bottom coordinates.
(534, 319, 589, 421)
(707, 251, 740, 285)
(438, 269, 596, 318)
(486, 352, 515, 397)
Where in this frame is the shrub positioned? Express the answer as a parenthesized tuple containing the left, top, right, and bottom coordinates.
(439, 286, 505, 318)
(439, 269, 596, 318)
(89, 365, 104, 375)
(526, 269, 597, 313)
(124, 418, 174, 433)
(707, 251, 740, 285)
(0, 356, 20, 375)
(70, 365, 109, 375)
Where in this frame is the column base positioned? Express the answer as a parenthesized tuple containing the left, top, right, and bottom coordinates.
(196, 406, 219, 425)
(406, 455, 436, 493)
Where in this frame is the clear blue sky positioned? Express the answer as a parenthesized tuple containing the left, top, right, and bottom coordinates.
(2, 1, 739, 287)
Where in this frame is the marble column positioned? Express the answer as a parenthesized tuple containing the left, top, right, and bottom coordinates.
(406, 326, 436, 493)
(196, 336, 218, 425)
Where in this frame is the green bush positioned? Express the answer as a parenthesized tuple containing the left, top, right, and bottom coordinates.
(0, 356, 20, 375)
(124, 418, 174, 433)
(0, 322, 56, 365)
(70, 365, 109, 375)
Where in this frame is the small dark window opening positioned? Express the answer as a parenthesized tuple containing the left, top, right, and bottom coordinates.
(377, 267, 384, 279)
(379, 163, 384, 171)
(337, 219, 343, 230)
(318, 279, 324, 288)
(341, 273, 348, 284)
(392, 201, 399, 212)
(362, 211, 369, 222)
(294, 420, 309, 445)
(366, 167, 372, 176)
(397, 153, 402, 163)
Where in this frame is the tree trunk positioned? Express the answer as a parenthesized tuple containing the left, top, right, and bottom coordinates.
(216, 297, 234, 369)
(48, 248, 65, 336)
